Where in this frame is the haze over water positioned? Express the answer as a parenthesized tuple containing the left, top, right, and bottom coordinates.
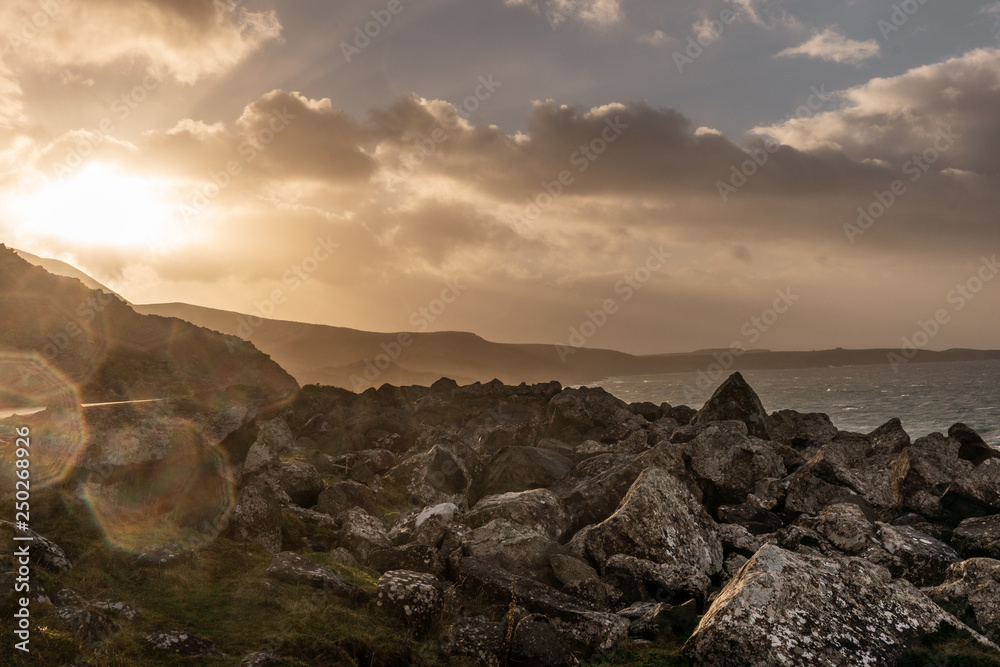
(595, 359, 1000, 444)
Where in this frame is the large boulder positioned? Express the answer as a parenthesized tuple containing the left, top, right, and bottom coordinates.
(375, 570, 444, 635)
(367, 544, 445, 577)
(278, 460, 325, 508)
(892, 433, 974, 520)
(335, 508, 391, 562)
(570, 467, 723, 578)
(923, 558, 1000, 645)
(463, 488, 570, 541)
(949, 423, 1000, 466)
(547, 386, 629, 442)
(692, 372, 770, 439)
(766, 410, 837, 449)
(227, 481, 282, 553)
(468, 446, 571, 504)
(875, 522, 962, 587)
(952, 515, 1000, 559)
(683, 544, 995, 665)
(316, 481, 380, 519)
(458, 557, 629, 652)
(799, 502, 878, 555)
(682, 421, 785, 505)
(602, 554, 712, 608)
(462, 520, 560, 584)
(508, 614, 578, 666)
(942, 458, 1000, 519)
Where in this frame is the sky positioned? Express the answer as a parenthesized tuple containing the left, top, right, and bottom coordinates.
(1, 0, 999, 355)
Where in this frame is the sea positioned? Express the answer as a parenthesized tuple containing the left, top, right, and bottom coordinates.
(593, 359, 1000, 445)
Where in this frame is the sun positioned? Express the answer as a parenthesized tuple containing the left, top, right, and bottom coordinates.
(6, 163, 189, 249)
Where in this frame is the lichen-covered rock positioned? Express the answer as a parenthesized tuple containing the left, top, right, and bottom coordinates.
(952, 515, 1000, 559)
(550, 554, 622, 609)
(368, 544, 445, 577)
(134, 542, 187, 567)
(875, 522, 961, 587)
(444, 615, 505, 667)
(146, 630, 223, 657)
(279, 460, 325, 508)
(682, 421, 785, 504)
(375, 570, 444, 635)
(618, 599, 698, 640)
(54, 590, 120, 641)
(572, 467, 723, 578)
(462, 519, 560, 584)
(602, 553, 711, 608)
(892, 433, 974, 519)
(316, 481, 381, 520)
(692, 372, 770, 439)
(335, 507, 391, 562)
(923, 558, 1000, 645)
(717, 523, 762, 557)
(265, 552, 358, 597)
(239, 651, 284, 667)
(547, 386, 629, 442)
(717, 498, 784, 536)
(801, 503, 877, 555)
(0, 521, 72, 571)
(463, 488, 570, 541)
(228, 481, 283, 554)
(683, 544, 994, 666)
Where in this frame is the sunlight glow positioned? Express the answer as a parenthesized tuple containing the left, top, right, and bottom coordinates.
(6, 163, 188, 249)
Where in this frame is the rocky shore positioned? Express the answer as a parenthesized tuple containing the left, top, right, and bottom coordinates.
(3, 372, 1000, 665)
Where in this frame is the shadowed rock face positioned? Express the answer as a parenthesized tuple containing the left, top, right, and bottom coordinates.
(683, 544, 995, 666)
(692, 372, 771, 439)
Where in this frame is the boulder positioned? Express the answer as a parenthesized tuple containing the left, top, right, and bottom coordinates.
(618, 599, 698, 640)
(942, 458, 1000, 519)
(717, 497, 784, 536)
(716, 523, 762, 557)
(387, 441, 477, 506)
(335, 508, 391, 562)
(278, 460, 325, 508)
(228, 481, 283, 553)
(875, 522, 961, 587)
(146, 631, 223, 657)
(509, 614, 577, 666)
(682, 421, 785, 505)
(444, 615, 505, 667)
(547, 386, 628, 442)
(683, 544, 995, 665)
(316, 481, 380, 520)
(550, 554, 622, 609)
(462, 519, 560, 584)
(375, 570, 444, 635)
(265, 552, 358, 598)
(923, 558, 1000, 645)
(134, 543, 187, 567)
(892, 433, 974, 519)
(54, 590, 120, 641)
(463, 488, 570, 541)
(952, 515, 1000, 559)
(458, 557, 629, 652)
(469, 446, 571, 503)
(602, 554, 712, 608)
(692, 372, 770, 439)
(572, 467, 723, 578)
(949, 423, 1000, 466)
(766, 410, 837, 449)
(367, 544, 445, 577)
(1, 521, 72, 571)
(868, 418, 912, 457)
(800, 503, 878, 555)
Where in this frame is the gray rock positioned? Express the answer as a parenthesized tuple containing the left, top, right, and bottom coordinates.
(368, 544, 445, 577)
(547, 386, 628, 442)
(683, 544, 995, 666)
(335, 507, 391, 562)
(279, 460, 325, 508)
(801, 503, 878, 555)
(692, 372, 770, 439)
(717, 497, 784, 536)
(469, 446, 572, 503)
(875, 522, 961, 587)
(717, 523, 762, 557)
(892, 432, 974, 519)
(949, 423, 1000, 466)
(265, 552, 358, 597)
(572, 467, 723, 578)
(767, 410, 837, 449)
(316, 481, 381, 520)
(134, 542, 187, 567)
(228, 481, 283, 554)
(0, 521, 72, 571)
(464, 488, 570, 541)
(146, 630, 223, 657)
(602, 553, 711, 608)
(682, 421, 785, 504)
(551, 554, 622, 609)
(923, 558, 1000, 645)
(239, 651, 285, 667)
(618, 599, 698, 640)
(943, 458, 1000, 518)
(952, 515, 1000, 559)
(375, 570, 444, 635)
(444, 615, 505, 667)
(463, 519, 560, 584)
(509, 613, 577, 666)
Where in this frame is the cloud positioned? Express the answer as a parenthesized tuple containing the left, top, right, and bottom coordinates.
(726, 0, 802, 31)
(0, 0, 282, 84)
(981, 2, 1000, 38)
(503, 0, 623, 29)
(776, 27, 880, 65)
(637, 30, 673, 46)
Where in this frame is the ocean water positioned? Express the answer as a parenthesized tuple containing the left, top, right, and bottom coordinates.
(593, 359, 1000, 444)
